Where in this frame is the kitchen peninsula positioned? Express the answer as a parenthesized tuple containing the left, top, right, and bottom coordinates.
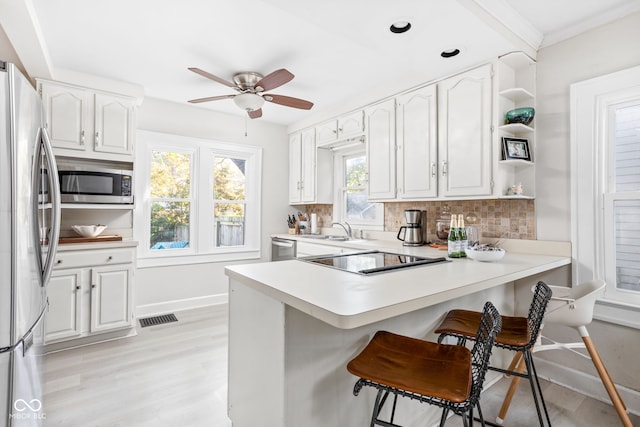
(225, 239, 570, 426)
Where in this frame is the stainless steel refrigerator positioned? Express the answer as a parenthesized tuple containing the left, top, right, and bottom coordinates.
(0, 61, 60, 426)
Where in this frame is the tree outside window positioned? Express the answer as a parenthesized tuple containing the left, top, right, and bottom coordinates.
(214, 157, 246, 247)
(149, 150, 191, 249)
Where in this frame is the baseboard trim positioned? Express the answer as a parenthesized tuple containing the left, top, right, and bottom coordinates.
(534, 357, 640, 416)
(135, 294, 229, 317)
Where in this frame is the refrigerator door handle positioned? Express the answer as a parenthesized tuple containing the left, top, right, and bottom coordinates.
(36, 127, 61, 287)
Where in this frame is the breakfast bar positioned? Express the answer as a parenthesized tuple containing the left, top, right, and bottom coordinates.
(224, 240, 571, 426)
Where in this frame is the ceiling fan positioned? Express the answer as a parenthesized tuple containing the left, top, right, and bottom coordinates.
(187, 68, 314, 119)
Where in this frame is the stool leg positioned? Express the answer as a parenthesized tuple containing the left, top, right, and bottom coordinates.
(505, 352, 523, 376)
(523, 350, 551, 426)
(581, 334, 633, 427)
(496, 355, 526, 424)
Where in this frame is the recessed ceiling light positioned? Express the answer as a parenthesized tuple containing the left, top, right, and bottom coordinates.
(441, 48, 461, 58)
(390, 21, 412, 34)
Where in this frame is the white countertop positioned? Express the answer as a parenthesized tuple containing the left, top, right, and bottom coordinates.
(226, 236, 571, 329)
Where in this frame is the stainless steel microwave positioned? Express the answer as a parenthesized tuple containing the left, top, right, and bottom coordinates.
(57, 163, 133, 204)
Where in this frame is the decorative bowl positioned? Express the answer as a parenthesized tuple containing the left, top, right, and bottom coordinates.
(465, 246, 505, 262)
(72, 225, 107, 238)
(505, 107, 535, 126)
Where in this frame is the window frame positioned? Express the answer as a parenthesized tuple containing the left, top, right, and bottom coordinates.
(332, 146, 384, 230)
(571, 64, 640, 326)
(135, 130, 262, 268)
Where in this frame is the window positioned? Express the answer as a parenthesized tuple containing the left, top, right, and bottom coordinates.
(603, 101, 640, 304)
(333, 148, 383, 229)
(135, 130, 262, 267)
(571, 64, 640, 318)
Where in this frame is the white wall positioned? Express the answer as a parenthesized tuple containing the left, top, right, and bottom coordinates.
(534, 11, 640, 410)
(135, 97, 290, 315)
(535, 11, 640, 241)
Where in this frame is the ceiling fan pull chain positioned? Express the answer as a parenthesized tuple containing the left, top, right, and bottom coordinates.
(244, 115, 248, 137)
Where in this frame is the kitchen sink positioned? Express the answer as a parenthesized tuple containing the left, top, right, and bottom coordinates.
(299, 235, 350, 241)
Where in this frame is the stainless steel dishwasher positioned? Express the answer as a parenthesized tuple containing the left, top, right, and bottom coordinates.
(271, 237, 297, 261)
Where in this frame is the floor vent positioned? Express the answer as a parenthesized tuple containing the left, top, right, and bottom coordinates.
(139, 313, 178, 328)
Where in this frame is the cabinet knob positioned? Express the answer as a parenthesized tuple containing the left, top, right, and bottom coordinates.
(56, 259, 62, 264)
(91, 284, 96, 289)
(75, 285, 80, 290)
(107, 256, 113, 261)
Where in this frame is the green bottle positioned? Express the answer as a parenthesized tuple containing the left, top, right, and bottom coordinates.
(448, 215, 460, 258)
(458, 214, 468, 258)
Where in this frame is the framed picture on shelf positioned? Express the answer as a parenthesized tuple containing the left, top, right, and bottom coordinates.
(501, 137, 531, 161)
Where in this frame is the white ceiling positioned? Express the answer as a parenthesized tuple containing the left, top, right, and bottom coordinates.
(3, 0, 640, 127)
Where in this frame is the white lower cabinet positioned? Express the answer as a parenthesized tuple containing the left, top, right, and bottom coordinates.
(45, 247, 135, 345)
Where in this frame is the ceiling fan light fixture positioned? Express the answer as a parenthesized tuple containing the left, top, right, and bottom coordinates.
(390, 21, 412, 34)
(233, 93, 265, 111)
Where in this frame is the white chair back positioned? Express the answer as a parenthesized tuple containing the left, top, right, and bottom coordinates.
(544, 280, 605, 328)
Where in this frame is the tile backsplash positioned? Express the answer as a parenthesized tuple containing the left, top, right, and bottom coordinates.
(298, 199, 535, 240)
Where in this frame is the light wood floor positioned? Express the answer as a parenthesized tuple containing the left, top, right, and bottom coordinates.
(43, 305, 637, 426)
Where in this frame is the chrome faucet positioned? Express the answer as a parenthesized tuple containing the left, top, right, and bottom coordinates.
(332, 221, 352, 239)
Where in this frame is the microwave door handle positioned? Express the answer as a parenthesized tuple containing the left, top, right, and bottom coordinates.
(40, 128, 61, 286)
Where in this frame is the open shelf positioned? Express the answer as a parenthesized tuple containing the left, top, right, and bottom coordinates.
(499, 87, 534, 103)
(61, 203, 135, 210)
(499, 123, 534, 134)
(499, 159, 534, 167)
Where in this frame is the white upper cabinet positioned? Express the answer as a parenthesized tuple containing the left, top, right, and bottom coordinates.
(289, 129, 332, 205)
(38, 79, 136, 162)
(94, 92, 135, 156)
(365, 99, 396, 200)
(437, 64, 493, 197)
(396, 84, 438, 199)
(316, 110, 364, 147)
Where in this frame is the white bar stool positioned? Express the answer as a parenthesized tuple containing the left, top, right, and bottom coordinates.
(496, 280, 633, 427)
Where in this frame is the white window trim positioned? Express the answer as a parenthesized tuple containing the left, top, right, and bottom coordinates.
(331, 146, 384, 230)
(134, 130, 262, 268)
(570, 64, 640, 328)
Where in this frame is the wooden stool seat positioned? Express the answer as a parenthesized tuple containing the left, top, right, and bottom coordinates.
(434, 281, 553, 426)
(435, 309, 530, 348)
(347, 330, 473, 403)
(346, 302, 502, 427)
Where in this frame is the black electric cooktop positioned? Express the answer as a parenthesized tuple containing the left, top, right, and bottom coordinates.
(301, 250, 449, 275)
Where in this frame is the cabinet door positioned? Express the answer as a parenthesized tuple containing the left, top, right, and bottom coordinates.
(366, 99, 396, 200)
(90, 265, 133, 333)
(300, 128, 316, 203)
(45, 269, 84, 342)
(94, 93, 134, 156)
(315, 120, 338, 146)
(289, 133, 303, 203)
(438, 64, 493, 197)
(41, 82, 90, 151)
(337, 111, 364, 139)
(396, 85, 438, 199)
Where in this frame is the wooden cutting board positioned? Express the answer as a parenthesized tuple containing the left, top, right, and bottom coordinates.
(58, 235, 123, 244)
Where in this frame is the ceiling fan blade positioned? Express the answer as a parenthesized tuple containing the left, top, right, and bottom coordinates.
(254, 69, 294, 92)
(248, 109, 263, 119)
(188, 67, 237, 88)
(263, 94, 313, 110)
(187, 94, 235, 104)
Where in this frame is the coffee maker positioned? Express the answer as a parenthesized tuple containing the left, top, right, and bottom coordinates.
(396, 209, 426, 246)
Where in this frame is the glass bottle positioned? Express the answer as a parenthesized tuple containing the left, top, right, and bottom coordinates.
(448, 215, 459, 258)
(458, 214, 468, 257)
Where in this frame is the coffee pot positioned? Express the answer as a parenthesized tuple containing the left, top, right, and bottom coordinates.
(397, 209, 426, 246)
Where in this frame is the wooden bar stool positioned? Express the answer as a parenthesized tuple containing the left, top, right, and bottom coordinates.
(347, 302, 502, 427)
(434, 281, 553, 427)
(496, 280, 633, 427)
